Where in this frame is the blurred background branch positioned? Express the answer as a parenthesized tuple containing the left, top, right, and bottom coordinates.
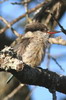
(0, 0, 66, 100)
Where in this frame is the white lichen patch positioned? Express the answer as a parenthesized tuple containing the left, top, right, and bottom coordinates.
(0, 46, 23, 71)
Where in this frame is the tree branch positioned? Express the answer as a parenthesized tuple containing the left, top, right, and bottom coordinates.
(49, 37, 66, 45)
(0, 63, 66, 94)
(0, 2, 45, 34)
(0, 46, 66, 94)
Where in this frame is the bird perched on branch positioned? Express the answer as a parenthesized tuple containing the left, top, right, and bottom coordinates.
(11, 22, 51, 67)
(6, 22, 60, 83)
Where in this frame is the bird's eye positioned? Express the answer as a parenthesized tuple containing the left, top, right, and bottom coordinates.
(44, 27, 48, 31)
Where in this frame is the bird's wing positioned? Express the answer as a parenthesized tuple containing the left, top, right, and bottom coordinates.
(11, 36, 33, 56)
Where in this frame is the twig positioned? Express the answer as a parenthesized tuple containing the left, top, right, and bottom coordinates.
(46, 51, 64, 71)
(24, 0, 29, 23)
(49, 36, 66, 45)
(11, 0, 31, 5)
(3, 84, 24, 100)
(11, 27, 22, 37)
(46, 45, 51, 69)
(51, 12, 66, 34)
(0, 64, 66, 94)
(51, 56, 64, 71)
(45, 1, 62, 27)
(0, 2, 45, 34)
(0, 16, 11, 28)
(25, 86, 36, 100)
(52, 92, 57, 100)
(6, 75, 13, 84)
(46, 10, 66, 34)
(0, 46, 66, 94)
(0, 16, 21, 37)
(0, 0, 9, 4)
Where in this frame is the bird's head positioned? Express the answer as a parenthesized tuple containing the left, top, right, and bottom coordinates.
(25, 22, 61, 34)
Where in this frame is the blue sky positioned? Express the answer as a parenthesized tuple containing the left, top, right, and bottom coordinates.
(30, 12, 66, 100)
(1, 1, 66, 100)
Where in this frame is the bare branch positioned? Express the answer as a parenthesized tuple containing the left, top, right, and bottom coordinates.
(0, 0, 66, 98)
(46, 10, 66, 34)
(0, 62, 66, 94)
(49, 37, 66, 45)
(25, 87, 36, 100)
(45, 1, 62, 26)
(0, 16, 21, 37)
(0, 0, 9, 4)
(11, 0, 31, 5)
(3, 84, 24, 100)
(0, 2, 45, 34)
(0, 43, 66, 94)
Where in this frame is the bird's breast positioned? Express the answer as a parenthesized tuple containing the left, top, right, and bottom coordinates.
(22, 38, 45, 67)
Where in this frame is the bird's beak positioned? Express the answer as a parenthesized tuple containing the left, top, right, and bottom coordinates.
(47, 31, 61, 34)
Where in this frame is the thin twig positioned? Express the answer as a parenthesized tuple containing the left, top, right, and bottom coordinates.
(0, 16, 21, 37)
(0, 2, 45, 34)
(49, 36, 66, 45)
(52, 91, 57, 100)
(3, 84, 24, 100)
(46, 10, 66, 34)
(25, 87, 36, 100)
(51, 12, 66, 34)
(0, 0, 9, 4)
(24, 0, 29, 22)
(11, 0, 31, 5)
(51, 56, 64, 71)
(6, 75, 13, 84)
(45, 1, 62, 27)
(46, 45, 51, 69)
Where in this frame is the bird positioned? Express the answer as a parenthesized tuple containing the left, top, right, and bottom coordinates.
(11, 22, 49, 67)
(6, 22, 60, 83)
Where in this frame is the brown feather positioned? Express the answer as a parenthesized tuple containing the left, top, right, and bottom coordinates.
(11, 37, 32, 56)
(10, 23, 50, 67)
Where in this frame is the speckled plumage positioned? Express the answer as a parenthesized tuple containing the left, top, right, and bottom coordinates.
(11, 22, 50, 67)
